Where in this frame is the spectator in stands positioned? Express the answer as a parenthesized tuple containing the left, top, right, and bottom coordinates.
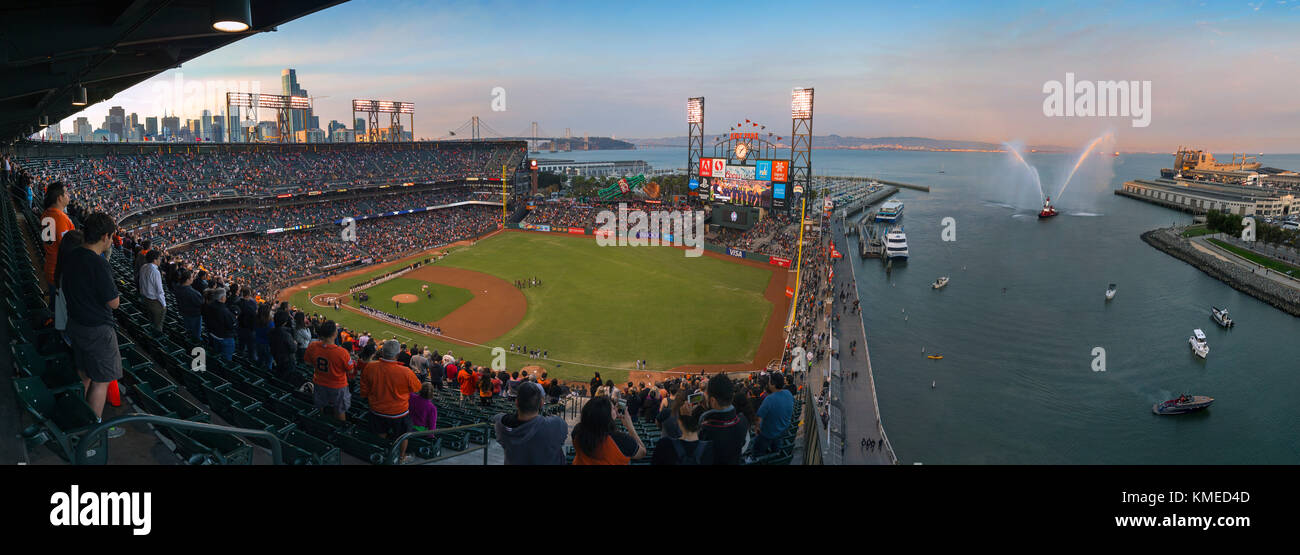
(40, 181, 74, 295)
(203, 288, 236, 361)
(626, 383, 642, 423)
(571, 396, 645, 465)
(477, 369, 494, 406)
(173, 268, 204, 342)
(236, 288, 257, 357)
(360, 340, 422, 463)
(457, 363, 474, 405)
(409, 382, 438, 432)
(292, 311, 312, 362)
(652, 401, 713, 465)
(305, 320, 356, 422)
(60, 212, 124, 438)
(752, 372, 794, 457)
(589, 372, 602, 397)
(494, 381, 567, 465)
(408, 348, 429, 382)
(253, 304, 274, 369)
(699, 374, 749, 465)
(396, 343, 412, 366)
(269, 310, 298, 383)
(506, 371, 523, 398)
(656, 389, 686, 440)
(137, 249, 166, 332)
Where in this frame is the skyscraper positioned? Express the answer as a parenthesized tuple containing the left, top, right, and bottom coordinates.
(74, 117, 92, 142)
(281, 68, 319, 139)
(145, 117, 158, 138)
(201, 109, 212, 141)
(108, 106, 125, 141)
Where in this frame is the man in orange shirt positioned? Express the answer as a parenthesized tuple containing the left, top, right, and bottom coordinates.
(304, 320, 356, 421)
(360, 339, 423, 463)
(40, 182, 74, 294)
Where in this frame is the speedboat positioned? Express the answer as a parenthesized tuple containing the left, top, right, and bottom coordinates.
(926, 355, 943, 360)
(1211, 306, 1234, 328)
(1153, 394, 1214, 415)
(1188, 328, 1209, 359)
(1038, 196, 1059, 218)
(884, 227, 909, 260)
(1105, 283, 1116, 300)
(932, 276, 949, 289)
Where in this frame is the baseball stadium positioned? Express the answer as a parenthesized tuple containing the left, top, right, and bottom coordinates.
(1, 1, 833, 468)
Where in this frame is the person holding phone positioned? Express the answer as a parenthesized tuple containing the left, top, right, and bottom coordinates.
(652, 399, 713, 465)
(571, 396, 645, 465)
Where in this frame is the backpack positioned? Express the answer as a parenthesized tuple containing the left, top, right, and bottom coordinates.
(670, 439, 710, 465)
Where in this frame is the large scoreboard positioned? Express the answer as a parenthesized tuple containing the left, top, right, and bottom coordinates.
(698, 157, 790, 211)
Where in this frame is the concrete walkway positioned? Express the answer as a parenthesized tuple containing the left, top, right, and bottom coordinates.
(830, 221, 896, 465)
(1191, 235, 1300, 291)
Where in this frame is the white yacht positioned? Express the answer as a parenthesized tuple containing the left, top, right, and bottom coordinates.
(1211, 306, 1234, 328)
(932, 276, 949, 289)
(1105, 283, 1116, 301)
(1188, 328, 1209, 359)
(884, 227, 909, 260)
(876, 200, 904, 222)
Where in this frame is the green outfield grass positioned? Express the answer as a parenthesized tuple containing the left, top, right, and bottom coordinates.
(286, 232, 777, 383)
(359, 278, 473, 322)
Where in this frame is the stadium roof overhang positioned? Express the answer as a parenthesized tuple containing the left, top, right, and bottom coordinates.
(0, 0, 347, 143)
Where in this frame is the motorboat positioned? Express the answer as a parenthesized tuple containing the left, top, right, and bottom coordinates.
(1153, 394, 1214, 415)
(1211, 306, 1234, 328)
(932, 276, 949, 289)
(926, 355, 944, 360)
(884, 227, 909, 260)
(1038, 196, 1059, 218)
(1105, 283, 1116, 300)
(1188, 328, 1209, 359)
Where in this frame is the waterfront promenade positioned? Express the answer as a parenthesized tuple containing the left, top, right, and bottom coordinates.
(830, 219, 897, 464)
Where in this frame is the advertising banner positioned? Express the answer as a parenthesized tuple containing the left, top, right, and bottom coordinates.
(727, 247, 745, 258)
(769, 256, 792, 268)
(567, 227, 586, 235)
(699, 158, 714, 178)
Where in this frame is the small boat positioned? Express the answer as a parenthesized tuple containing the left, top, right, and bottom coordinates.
(927, 355, 944, 360)
(1188, 328, 1209, 359)
(931, 381, 936, 388)
(932, 276, 949, 289)
(1211, 306, 1234, 328)
(1153, 394, 1214, 415)
(1038, 196, 1059, 218)
(1105, 283, 1116, 300)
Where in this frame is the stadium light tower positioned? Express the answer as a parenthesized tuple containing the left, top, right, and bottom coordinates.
(687, 97, 704, 200)
(789, 88, 814, 212)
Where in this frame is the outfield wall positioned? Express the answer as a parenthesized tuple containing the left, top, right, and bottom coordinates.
(507, 222, 793, 269)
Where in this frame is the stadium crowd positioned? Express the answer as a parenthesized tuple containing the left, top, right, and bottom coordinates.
(16, 143, 523, 219)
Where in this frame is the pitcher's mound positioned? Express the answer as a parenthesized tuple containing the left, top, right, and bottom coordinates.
(391, 294, 419, 303)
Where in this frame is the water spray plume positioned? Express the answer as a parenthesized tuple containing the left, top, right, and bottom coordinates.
(1003, 142, 1045, 203)
(1056, 132, 1112, 200)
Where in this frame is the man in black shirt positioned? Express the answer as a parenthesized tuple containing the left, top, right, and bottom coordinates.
(699, 373, 749, 465)
(61, 213, 125, 438)
(203, 288, 237, 361)
(173, 268, 204, 343)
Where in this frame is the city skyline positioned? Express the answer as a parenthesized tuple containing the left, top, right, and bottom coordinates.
(47, 0, 1300, 152)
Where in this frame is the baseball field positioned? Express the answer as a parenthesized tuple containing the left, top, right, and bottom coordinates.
(281, 230, 792, 384)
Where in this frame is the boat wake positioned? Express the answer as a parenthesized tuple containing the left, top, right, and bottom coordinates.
(982, 200, 1018, 210)
(1068, 212, 1104, 217)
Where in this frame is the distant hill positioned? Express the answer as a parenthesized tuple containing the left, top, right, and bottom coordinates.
(628, 134, 1071, 152)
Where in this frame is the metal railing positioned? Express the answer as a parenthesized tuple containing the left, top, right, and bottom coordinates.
(74, 413, 286, 465)
(388, 422, 493, 465)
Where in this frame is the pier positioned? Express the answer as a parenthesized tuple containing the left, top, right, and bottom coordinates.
(829, 219, 898, 464)
(835, 186, 899, 218)
(820, 175, 931, 193)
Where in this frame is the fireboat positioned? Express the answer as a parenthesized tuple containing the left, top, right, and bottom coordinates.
(1038, 196, 1059, 218)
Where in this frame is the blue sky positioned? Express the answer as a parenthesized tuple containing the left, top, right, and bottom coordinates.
(59, 0, 1300, 151)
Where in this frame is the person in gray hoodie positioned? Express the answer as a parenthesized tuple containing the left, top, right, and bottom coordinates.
(494, 381, 567, 465)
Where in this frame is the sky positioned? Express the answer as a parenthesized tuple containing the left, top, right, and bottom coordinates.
(56, 0, 1300, 152)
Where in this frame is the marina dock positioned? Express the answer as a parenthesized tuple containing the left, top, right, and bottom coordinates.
(821, 175, 931, 193)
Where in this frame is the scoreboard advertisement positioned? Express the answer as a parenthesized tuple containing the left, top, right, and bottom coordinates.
(699, 157, 789, 211)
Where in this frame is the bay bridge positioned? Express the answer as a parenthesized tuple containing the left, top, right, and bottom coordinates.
(437, 117, 602, 152)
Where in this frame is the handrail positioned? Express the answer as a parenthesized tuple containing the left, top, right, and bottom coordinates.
(74, 413, 286, 465)
(388, 421, 493, 465)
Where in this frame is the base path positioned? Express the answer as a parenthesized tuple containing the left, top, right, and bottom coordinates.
(402, 265, 526, 343)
